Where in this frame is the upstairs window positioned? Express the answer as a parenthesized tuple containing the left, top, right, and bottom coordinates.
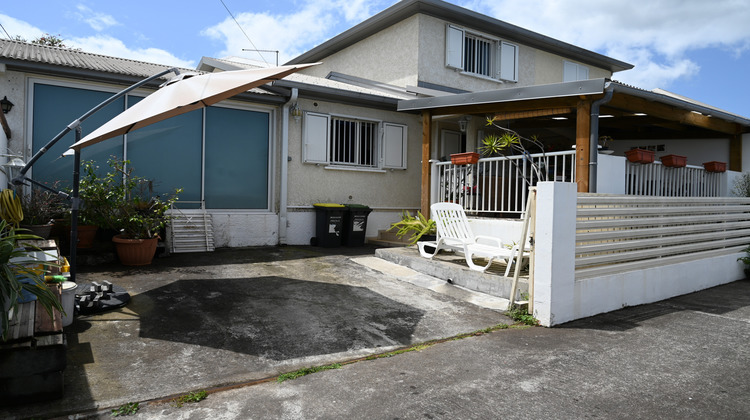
(563, 61, 589, 82)
(446, 25, 518, 82)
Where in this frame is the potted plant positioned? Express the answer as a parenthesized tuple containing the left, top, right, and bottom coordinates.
(660, 154, 687, 168)
(703, 161, 726, 173)
(738, 245, 750, 279)
(19, 184, 66, 240)
(0, 220, 64, 341)
(104, 158, 181, 266)
(625, 148, 655, 164)
(450, 152, 480, 165)
(388, 211, 436, 245)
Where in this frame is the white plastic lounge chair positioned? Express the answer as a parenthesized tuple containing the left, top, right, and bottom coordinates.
(417, 202, 528, 275)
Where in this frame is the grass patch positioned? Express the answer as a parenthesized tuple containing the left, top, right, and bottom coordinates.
(173, 390, 208, 407)
(506, 305, 539, 326)
(111, 402, 139, 417)
(277, 363, 342, 382)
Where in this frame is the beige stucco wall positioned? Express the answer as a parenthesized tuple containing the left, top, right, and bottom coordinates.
(298, 13, 615, 94)
(297, 15, 421, 87)
(286, 97, 422, 208)
(1, 69, 27, 159)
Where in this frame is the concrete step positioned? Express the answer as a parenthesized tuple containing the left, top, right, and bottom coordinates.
(374, 247, 528, 301)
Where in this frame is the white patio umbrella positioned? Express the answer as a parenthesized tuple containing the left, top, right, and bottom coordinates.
(40, 63, 316, 283)
(67, 63, 317, 151)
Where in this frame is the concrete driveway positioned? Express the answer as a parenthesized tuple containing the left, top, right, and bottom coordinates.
(1, 245, 511, 419)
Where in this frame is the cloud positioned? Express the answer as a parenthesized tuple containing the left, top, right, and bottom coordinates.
(0, 14, 45, 40)
(201, 0, 397, 64)
(68, 35, 195, 68)
(460, 0, 750, 89)
(73, 5, 119, 32)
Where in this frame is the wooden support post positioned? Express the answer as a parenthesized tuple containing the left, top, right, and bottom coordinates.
(575, 100, 592, 192)
(730, 133, 742, 172)
(421, 110, 432, 216)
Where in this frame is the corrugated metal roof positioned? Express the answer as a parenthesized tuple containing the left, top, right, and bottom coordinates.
(0, 39, 186, 79)
(204, 56, 411, 100)
(0, 40, 276, 98)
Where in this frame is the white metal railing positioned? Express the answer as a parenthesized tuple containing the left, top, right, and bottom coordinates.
(434, 151, 576, 216)
(626, 161, 725, 197)
(575, 194, 750, 278)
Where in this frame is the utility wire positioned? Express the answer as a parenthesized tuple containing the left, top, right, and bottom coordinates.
(219, 0, 270, 66)
(0, 23, 13, 40)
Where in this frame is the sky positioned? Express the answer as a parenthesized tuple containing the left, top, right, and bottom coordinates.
(2, 0, 750, 118)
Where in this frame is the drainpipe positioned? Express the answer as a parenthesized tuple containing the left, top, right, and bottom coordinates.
(588, 82, 614, 193)
(279, 88, 298, 245)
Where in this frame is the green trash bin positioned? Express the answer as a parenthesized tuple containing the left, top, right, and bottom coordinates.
(342, 204, 372, 247)
(312, 203, 346, 247)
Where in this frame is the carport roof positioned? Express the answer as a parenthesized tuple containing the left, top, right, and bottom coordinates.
(398, 78, 750, 136)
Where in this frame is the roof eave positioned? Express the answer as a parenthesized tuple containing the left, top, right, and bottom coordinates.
(286, 0, 633, 73)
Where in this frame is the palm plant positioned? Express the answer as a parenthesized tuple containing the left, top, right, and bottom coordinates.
(389, 211, 436, 244)
(0, 220, 64, 341)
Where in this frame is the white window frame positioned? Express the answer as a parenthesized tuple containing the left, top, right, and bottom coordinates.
(302, 111, 407, 170)
(445, 24, 519, 82)
(563, 60, 589, 82)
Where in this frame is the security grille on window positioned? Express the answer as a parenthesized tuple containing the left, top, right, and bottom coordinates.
(303, 112, 407, 170)
(463, 34, 492, 77)
(330, 117, 378, 167)
(445, 24, 518, 82)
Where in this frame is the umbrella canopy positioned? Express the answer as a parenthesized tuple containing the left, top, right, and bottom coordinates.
(67, 63, 316, 152)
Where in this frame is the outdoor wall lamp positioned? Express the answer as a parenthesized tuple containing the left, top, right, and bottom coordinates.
(290, 102, 302, 122)
(458, 115, 471, 132)
(0, 96, 13, 114)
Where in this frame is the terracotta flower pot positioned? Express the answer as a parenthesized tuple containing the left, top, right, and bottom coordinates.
(703, 161, 726, 173)
(660, 154, 687, 168)
(112, 234, 158, 266)
(625, 148, 655, 164)
(76, 225, 98, 248)
(450, 152, 480, 165)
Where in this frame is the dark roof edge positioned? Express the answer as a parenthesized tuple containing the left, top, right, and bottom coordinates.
(273, 79, 404, 111)
(2, 58, 286, 106)
(286, 0, 633, 73)
(398, 78, 607, 111)
(398, 78, 750, 127)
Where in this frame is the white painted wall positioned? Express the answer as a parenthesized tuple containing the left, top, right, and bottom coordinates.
(532, 182, 577, 327)
(532, 182, 747, 326)
(596, 153, 626, 194)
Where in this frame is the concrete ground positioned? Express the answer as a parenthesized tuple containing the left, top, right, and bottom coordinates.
(2, 245, 750, 419)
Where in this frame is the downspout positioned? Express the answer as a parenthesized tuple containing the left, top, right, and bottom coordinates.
(588, 82, 614, 193)
(279, 88, 298, 245)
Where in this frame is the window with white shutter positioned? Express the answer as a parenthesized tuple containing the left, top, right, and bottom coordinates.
(382, 123, 407, 169)
(563, 61, 589, 82)
(303, 112, 329, 164)
(446, 24, 518, 82)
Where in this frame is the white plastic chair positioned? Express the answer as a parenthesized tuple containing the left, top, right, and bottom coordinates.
(417, 202, 528, 275)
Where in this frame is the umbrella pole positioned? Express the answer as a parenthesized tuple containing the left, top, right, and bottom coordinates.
(69, 129, 82, 283)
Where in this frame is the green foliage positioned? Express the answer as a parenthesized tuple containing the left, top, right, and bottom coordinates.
(78, 158, 181, 239)
(111, 402, 139, 417)
(737, 245, 750, 265)
(478, 132, 520, 157)
(0, 220, 65, 341)
(506, 305, 539, 326)
(732, 173, 750, 197)
(20, 184, 67, 225)
(277, 363, 342, 382)
(388, 211, 436, 244)
(173, 390, 208, 407)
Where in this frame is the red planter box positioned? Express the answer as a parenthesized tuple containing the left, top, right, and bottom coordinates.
(660, 154, 687, 168)
(625, 148, 655, 164)
(703, 161, 726, 173)
(450, 152, 480, 165)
